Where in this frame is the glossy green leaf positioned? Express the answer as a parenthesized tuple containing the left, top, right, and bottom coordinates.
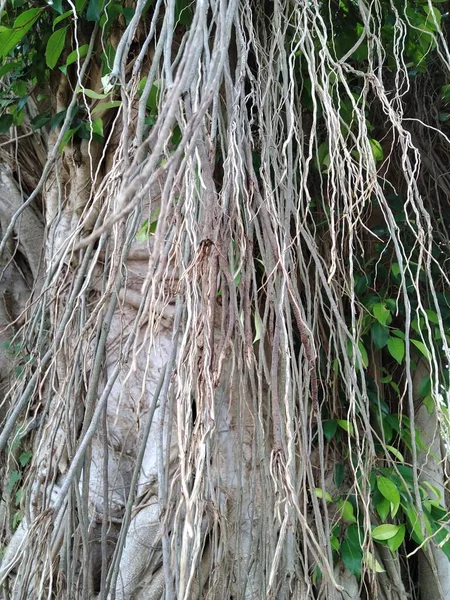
(76, 0, 87, 12)
(387, 337, 405, 364)
(0, 114, 13, 133)
(385, 445, 404, 462)
(358, 341, 369, 368)
(372, 524, 400, 541)
(90, 117, 104, 137)
(31, 111, 51, 129)
(7, 470, 21, 493)
(314, 488, 333, 502)
(339, 500, 357, 523)
(91, 101, 122, 114)
(323, 419, 338, 442)
(337, 420, 354, 436)
(417, 375, 431, 398)
(64, 44, 89, 67)
(46, 27, 67, 68)
(335, 463, 344, 487)
(58, 126, 80, 152)
(377, 476, 400, 506)
(391, 263, 401, 278)
(0, 62, 18, 77)
(371, 321, 389, 349)
(392, 329, 405, 339)
(50, 0, 64, 13)
(423, 394, 434, 414)
(373, 303, 390, 325)
(411, 339, 431, 360)
(80, 88, 108, 100)
(369, 138, 384, 162)
(0, 8, 42, 58)
(364, 551, 385, 572)
(403, 504, 425, 543)
(53, 9, 73, 28)
(18, 450, 32, 467)
(386, 524, 406, 553)
(425, 309, 439, 324)
(87, 0, 101, 21)
(330, 535, 340, 551)
(51, 109, 68, 130)
(341, 538, 362, 578)
(422, 481, 442, 501)
(375, 496, 390, 522)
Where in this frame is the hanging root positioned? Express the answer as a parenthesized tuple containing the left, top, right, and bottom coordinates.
(2, 0, 450, 598)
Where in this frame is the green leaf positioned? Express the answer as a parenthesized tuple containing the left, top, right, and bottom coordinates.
(341, 538, 363, 578)
(373, 303, 390, 325)
(375, 496, 390, 522)
(63, 44, 89, 68)
(422, 481, 442, 501)
(387, 524, 405, 553)
(0, 8, 42, 58)
(145, 81, 161, 114)
(411, 339, 431, 360)
(372, 524, 400, 541)
(91, 117, 103, 137)
(80, 88, 108, 100)
(387, 337, 405, 364)
(423, 394, 434, 415)
(76, 0, 87, 12)
(371, 321, 389, 350)
(337, 419, 354, 436)
(31, 111, 51, 129)
(423, 5, 441, 30)
(87, 0, 101, 21)
(0, 61, 18, 77)
(330, 535, 340, 551)
(358, 341, 369, 368)
(391, 263, 401, 278)
(417, 375, 431, 398)
(339, 500, 357, 523)
(122, 6, 134, 24)
(0, 114, 13, 133)
(313, 488, 333, 502)
(53, 9, 73, 28)
(136, 219, 149, 243)
(46, 27, 67, 69)
(7, 470, 21, 492)
(19, 450, 32, 467)
(392, 329, 405, 339)
(334, 463, 344, 487)
(364, 551, 385, 572)
(51, 108, 68, 130)
(50, 0, 63, 13)
(12, 510, 23, 529)
(403, 503, 424, 543)
(323, 419, 338, 442)
(58, 125, 80, 152)
(175, 0, 193, 26)
(385, 445, 404, 462)
(425, 309, 439, 324)
(377, 476, 400, 507)
(369, 138, 384, 162)
(390, 381, 400, 393)
(91, 101, 122, 114)
(385, 298, 396, 313)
